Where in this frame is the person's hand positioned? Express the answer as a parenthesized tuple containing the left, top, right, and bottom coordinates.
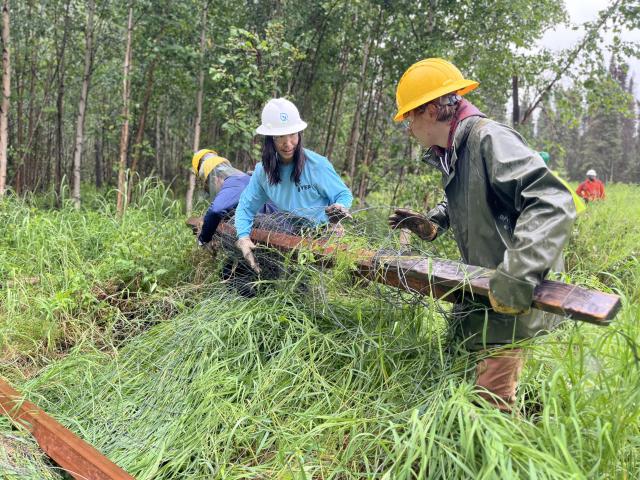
(325, 204, 352, 223)
(488, 290, 530, 316)
(198, 238, 217, 255)
(186, 217, 203, 236)
(388, 208, 437, 241)
(236, 237, 261, 273)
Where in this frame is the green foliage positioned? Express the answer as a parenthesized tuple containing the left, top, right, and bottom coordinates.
(209, 22, 304, 161)
(534, 56, 638, 182)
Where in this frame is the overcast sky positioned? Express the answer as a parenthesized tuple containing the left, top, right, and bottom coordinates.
(539, 0, 640, 99)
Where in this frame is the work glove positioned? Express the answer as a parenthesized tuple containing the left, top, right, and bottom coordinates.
(186, 217, 203, 236)
(198, 238, 217, 255)
(388, 208, 437, 241)
(236, 237, 261, 274)
(325, 204, 352, 223)
(488, 290, 531, 316)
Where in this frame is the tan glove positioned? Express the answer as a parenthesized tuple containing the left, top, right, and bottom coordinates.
(488, 290, 530, 316)
(388, 208, 437, 241)
(236, 237, 261, 274)
(198, 238, 218, 256)
(325, 203, 352, 223)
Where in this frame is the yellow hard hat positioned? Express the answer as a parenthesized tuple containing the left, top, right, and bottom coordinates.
(191, 149, 217, 175)
(393, 58, 479, 122)
(200, 155, 229, 180)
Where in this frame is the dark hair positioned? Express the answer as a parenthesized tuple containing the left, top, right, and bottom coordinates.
(413, 94, 461, 122)
(262, 132, 306, 185)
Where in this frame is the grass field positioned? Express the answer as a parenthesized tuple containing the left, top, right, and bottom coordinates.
(1, 183, 639, 479)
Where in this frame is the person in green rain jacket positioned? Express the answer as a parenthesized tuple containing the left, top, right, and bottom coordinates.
(388, 58, 576, 412)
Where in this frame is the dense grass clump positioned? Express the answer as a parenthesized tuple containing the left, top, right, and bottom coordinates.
(0, 182, 208, 380)
(1, 183, 639, 478)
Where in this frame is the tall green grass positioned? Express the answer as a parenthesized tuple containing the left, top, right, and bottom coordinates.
(0, 181, 208, 380)
(1, 183, 639, 478)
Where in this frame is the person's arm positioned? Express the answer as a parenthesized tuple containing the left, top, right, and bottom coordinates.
(600, 181, 606, 199)
(199, 209, 225, 244)
(199, 183, 242, 243)
(317, 158, 353, 208)
(234, 166, 270, 239)
(482, 124, 576, 312)
(576, 182, 586, 198)
(426, 198, 450, 239)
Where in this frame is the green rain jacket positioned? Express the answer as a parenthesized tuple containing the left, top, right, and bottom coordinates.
(423, 111, 576, 349)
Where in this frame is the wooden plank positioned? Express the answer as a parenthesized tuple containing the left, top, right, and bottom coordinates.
(362, 256, 620, 325)
(0, 379, 135, 480)
(214, 222, 621, 325)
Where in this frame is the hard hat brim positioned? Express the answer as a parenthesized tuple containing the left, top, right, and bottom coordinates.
(255, 121, 308, 136)
(393, 79, 479, 122)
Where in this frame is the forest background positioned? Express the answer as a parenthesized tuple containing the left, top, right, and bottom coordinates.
(0, 0, 639, 211)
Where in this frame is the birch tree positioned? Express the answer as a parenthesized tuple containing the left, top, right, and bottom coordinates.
(0, 0, 9, 198)
(71, 0, 95, 209)
(117, 5, 134, 216)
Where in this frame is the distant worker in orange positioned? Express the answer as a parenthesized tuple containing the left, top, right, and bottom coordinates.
(576, 169, 605, 202)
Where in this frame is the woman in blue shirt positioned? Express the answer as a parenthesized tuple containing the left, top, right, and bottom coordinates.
(235, 98, 353, 272)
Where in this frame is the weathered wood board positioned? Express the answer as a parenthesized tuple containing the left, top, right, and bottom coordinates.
(0, 379, 135, 480)
(210, 221, 621, 325)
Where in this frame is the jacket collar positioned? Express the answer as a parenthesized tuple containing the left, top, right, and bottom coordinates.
(422, 99, 485, 176)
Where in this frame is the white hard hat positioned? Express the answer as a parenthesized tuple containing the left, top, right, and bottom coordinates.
(256, 98, 307, 136)
(586, 169, 597, 177)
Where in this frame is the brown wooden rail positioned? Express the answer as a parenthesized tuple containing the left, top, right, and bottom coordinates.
(208, 220, 621, 325)
(0, 379, 135, 480)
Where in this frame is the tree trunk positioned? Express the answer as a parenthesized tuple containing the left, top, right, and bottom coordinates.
(391, 164, 406, 207)
(185, 1, 208, 215)
(323, 35, 349, 156)
(512, 75, 520, 128)
(0, 0, 9, 198)
(345, 36, 371, 183)
(155, 110, 162, 180)
(116, 5, 134, 217)
(128, 58, 157, 202)
(95, 123, 102, 188)
(162, 113, 169, 181)
(71, 0, 95, 209)
(54, 1, 71, 205)
(357, 68, 384, 201)
(326, 84, 345, 162)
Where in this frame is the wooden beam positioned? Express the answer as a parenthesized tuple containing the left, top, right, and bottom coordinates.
(213, 221, 620, 325)
(0, 379, 135, 480)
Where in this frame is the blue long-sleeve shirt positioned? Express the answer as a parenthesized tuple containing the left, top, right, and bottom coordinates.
(199, 174, 275, 243)
(235, 149, 353, 238)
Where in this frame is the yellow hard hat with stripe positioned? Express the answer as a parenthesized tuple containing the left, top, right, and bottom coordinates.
(191, 149, 229, 179)
(192, 149, 217, 174)
(394, 58, 479, 122)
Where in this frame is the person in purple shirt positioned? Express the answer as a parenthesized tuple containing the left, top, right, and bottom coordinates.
(191, 150, 275, 246)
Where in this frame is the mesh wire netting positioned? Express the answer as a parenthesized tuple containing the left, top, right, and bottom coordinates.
(211, 207, 491, 332)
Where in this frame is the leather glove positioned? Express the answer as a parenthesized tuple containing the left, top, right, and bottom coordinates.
(198, 238, 217, 255)
(488, 290, 530, 316)
(388, 208, 437, 241)
(186, 217, 203, 236)
(236, 237, 261, 273)
(325, 204, 352, 223)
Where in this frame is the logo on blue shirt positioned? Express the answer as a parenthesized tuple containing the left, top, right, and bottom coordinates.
(297, 184, 313, 193)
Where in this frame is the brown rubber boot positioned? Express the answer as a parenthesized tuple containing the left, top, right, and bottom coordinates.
(475, 348, 524, 413)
